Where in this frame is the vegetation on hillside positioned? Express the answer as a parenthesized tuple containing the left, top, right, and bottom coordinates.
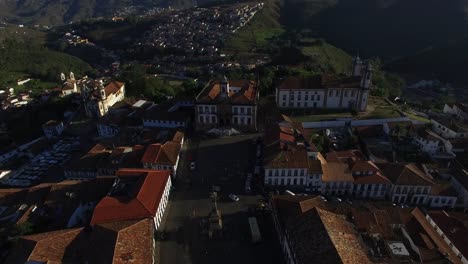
(0, 40, 92, 89)
(121, 64, 202, 102)
(224, 0, 284, 54)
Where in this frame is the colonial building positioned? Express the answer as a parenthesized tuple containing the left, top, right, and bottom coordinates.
(276, 57, 372, 112)
(379, 163, 434, 205)
(431, 117, 468, 139)
(327, 150, 391, 199)
(195, 77, 259, 131)
(91, 169, 172, 230)
(414, 129, 455, 158)
(82, 80, 126, 118)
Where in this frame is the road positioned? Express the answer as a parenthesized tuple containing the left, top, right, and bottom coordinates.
(158, 134, 284, 264)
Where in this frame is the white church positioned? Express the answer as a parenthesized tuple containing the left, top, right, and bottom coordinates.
(276, 56, 372, 112)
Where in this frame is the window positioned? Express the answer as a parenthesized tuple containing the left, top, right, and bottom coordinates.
(281, 170, 285, 176)
(204, 106, 209, 112)
(297, 102, 300, 107)
(211, 106, 215, 113)
(344, 90, 349, 97)
(298, 93, 302, 100)
(313, 102, 317, 108)
(294, 170, 298, 176)
(211, 116, 216, 123)
(240, 117, 245, 124)
(317, 95, 321, 100)
(329, 90, 333, 96)
(247, 117, 251, 124)
(305, 94, 309, 100)
(240, 107, 245, 114)
(199, 116, 203, 123)
(287, 170, 291, 176)
(293, 178, 297, 185)
(283, 94, 287, 100)
(247, 108, 251, 115)
(268, 170, 273, 176)
(335, 90, 339, 97)
(311, 95, 315, 101)
(351, 90, 356, 97)
(282, 102, 286, 107)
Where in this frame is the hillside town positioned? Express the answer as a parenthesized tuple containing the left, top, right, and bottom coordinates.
(0, 52, 467, 264)
(0, 0, 468, 262)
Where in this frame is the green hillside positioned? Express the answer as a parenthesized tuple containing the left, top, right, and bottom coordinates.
(299, 38, 351, 74)
(224, 0, 284, 53)
(0, 40, 92, 89)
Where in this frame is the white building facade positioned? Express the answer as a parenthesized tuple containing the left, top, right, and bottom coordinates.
(276, 57, 372, 112)
(154, 175, 172, 230)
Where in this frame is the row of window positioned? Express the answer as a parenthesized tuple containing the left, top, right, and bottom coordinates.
(267, 169, 306, 177)
(144, 119, 185, 126)
(233, 116, 252, 125)
(429, 197, 454, 205)
(282, 101, 318, 108)
(198, 105, 216, 114)
(199, 115, 216, 124)
(394, 186, 430, 195)
(282, 94, 322, 101)
(328, 89, 357, 98)
(268, 178, 305, 185)
(233, 106, 252, 115)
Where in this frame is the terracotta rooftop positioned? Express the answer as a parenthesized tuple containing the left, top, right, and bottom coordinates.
(264, 145, 309, 169)
(378, 163, 434, 186)
(5, 219, 154, 264)
(91, 169, 170, 225)
(272, 195, 324, 219)
(321, 162, 354, 182)
(412, 208, 463, 264)
(141, 141, 181, 166)
(196, 79, 257, 105)
(106, 81, 125, 94)
(285, 207, 371, 264)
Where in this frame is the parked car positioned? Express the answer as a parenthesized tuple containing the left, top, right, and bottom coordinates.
(229, 194, 240, 202)
(190, 161, 196, 170)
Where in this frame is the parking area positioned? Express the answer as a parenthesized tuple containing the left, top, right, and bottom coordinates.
(1, 137, 79, 187)
(159, 134, 284, 264)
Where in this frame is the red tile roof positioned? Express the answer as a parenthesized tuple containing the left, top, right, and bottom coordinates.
(280, 132, 295, 143)
(91, 169, 170, 225)
(140, 144, 162, 164)
(5, 219, 154, 264)
(141, 141, 181, 166)
(378, 163, 434, 186)
(197, 79, 257, 105)
(105, 81, 125, 95)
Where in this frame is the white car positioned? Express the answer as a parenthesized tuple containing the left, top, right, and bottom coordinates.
(190, 162, 196, 170)
(229, 194, 240, 202)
